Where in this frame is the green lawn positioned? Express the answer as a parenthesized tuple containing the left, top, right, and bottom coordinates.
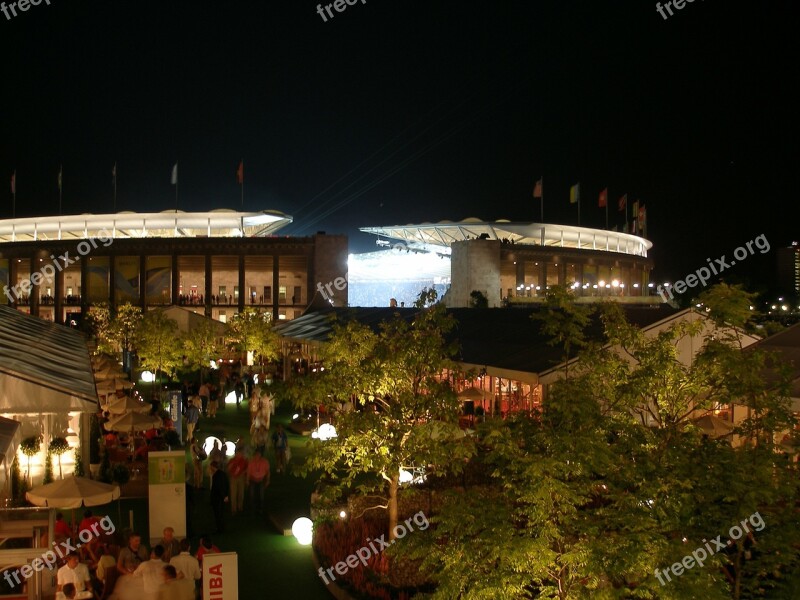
(110, 398, 331, 599)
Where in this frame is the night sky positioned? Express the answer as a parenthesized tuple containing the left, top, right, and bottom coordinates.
(2, 1, 797, 290)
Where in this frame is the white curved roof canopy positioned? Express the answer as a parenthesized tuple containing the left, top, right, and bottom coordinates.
(361, 220, 652, 257)
(0, 209, 293, 243)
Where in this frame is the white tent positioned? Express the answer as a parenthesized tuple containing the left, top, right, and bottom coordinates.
(0, 306, 98, 412)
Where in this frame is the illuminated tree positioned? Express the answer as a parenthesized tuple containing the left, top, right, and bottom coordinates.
(226, 308, 279, 366)
(293, 289, 476, 540)
(135, 311, 182, 385)
(182, 318, 224, 383)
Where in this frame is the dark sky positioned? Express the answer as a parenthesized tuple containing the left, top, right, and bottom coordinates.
(2, 0, 797, 289)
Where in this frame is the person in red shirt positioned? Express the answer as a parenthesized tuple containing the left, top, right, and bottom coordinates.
(54, 512, 72, 540)
(226, 447, 248, 515)
(195, 535, 220, 566)
(78, 510, 101, 557)
(246, 448, 270, 515)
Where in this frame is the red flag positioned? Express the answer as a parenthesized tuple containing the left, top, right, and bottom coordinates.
(598, 187, 608, 208)
(618, 193, 627, 212)
(533, 177, 542, 199)
(236, 160, 244, 184)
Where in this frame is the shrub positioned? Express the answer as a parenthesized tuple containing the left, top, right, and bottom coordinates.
(49, 437, 70, 479)
(73, 447, 84, 477)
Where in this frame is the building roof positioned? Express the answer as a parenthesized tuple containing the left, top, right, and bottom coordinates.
(745, 321, 800, 402)
(0, 209, 292, 243)
(0, 306, 98, 411)
(360, 219, 652, 257)
(275, 305, 679, 377)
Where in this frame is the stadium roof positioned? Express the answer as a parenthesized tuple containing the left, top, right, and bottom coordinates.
(0, 209, 292, 243)
(360, 219, 652, 257)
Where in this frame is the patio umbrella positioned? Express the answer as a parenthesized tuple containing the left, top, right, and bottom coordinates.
(457, 388, 485, 400)
(95, 380, 117, 395)
(104, 411, 161, 432)
(91, 356, 115, 370)
(25, 475, 120, 508)
(692, 414, 734, 438)
(103, 396, 150, 414)
(94, 367, 127, 381)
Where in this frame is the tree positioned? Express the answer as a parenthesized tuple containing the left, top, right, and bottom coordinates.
(135, 310, 182, 386)
(20, 436, 40, 485)
(182, 318, 224, 383)
(84, 302, 142, 357)
(292, 289, 476, 540)
(48, 437, 70, 479)
(401, 284, 800, 599)
(84, 303, 114, 355)
(226, 308, 279, 367)
(469, 290, 488, 309)
(112, 302, 143, 354)
(532, 285, 593, 379)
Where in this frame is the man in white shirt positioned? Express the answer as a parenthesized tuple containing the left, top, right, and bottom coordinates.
(169, 538, 201, 582)
(133, 545, 168, 599)
(56, 552, 91, 595)
(158, 565, 194, 600)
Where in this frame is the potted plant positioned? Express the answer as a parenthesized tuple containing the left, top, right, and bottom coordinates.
(73, 446, 85, 477)
(43, 451, 54, 484)
(49, 437, 70, 479)
(20, 436, 41, 485)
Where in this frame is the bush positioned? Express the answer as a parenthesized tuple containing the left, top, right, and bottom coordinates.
(49, 437, 70, 479)
(73, 447, 84, 477)
(43, 452, 54, 484)
(163, 430, 181, 449)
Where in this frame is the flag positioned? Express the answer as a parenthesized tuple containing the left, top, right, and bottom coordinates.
(58, 165, 62, 191)
(10, 171, 15, 195)
(618, 193, 627, 212)
(171, 163, 178, 185)
(598, 187, 607, 208)
(533, 177, 543, 199)
(569, 182, 580, 204)
(236, 160, 244, 185)
(632, 199, 639, 221)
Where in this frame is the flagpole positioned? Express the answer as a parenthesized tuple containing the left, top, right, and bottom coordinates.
(59, 166, 62, 216)
(540, 177, 544, 222)
(241, 159, 244, 209)
(605, 190, 608, 230)
(113, 163, 117, 212)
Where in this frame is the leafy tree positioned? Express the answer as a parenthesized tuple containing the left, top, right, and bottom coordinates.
(182, 317, 224, 383)
(85, 303, 114, 355)
(469, 290, 488, 309)
(401, 284, 800, 599)
(135, 310, 182, 384)
(48, 437, 70, 479)
(20, 436, 40, 485)
(226, 308, 279, 367)
(112, 302, 143, 353)
(292, 289, 476, 540)
(532, 285, 592, 379)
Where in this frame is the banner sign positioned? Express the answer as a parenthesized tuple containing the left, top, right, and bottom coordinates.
(147, 450, 186, 545)
(203, 552, 238, 600)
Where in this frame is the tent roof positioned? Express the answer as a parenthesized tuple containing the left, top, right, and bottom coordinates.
(0, 306, 98, 412)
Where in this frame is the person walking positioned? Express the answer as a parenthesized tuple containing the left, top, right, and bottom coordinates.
(271, 424, 288, 474)
(208, 461, 229, 534)
(190, 439, 206, 489)
(198, 383, 210, 416)
(226, 447, 248, 516)
(247, 448, 270, 514)
(185, 401, 200, 442)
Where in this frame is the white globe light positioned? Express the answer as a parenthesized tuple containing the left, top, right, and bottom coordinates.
(224, 441, 236, 457)
(292, 517, 313, 546)
(202, 436, 222, 456)
(224, 390, 237, 405)
(311, 423, 337, 441)
(141, 371, 155, 383)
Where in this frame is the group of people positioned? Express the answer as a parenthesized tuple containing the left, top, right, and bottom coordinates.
(105, 528, 218, 600)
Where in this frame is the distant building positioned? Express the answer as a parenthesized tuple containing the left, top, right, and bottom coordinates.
(0, 209, 347, 324)
(360, 219, 656, 307)
(776, 242, 800, 297)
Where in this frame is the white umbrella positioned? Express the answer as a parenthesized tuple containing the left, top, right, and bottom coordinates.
(104, 412, 161, 432)
(692, 414, 734, 438)
(457, 388, 485, 400)
(26, 476, 120, 508)
(102, 396, 150, 414)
